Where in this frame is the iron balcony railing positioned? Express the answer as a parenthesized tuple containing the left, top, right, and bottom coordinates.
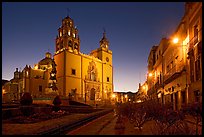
(164, 62, 186, 84)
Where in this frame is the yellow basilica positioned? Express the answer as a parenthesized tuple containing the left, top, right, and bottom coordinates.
(2, 15, 113, 106)
(54, 16, 113, 105)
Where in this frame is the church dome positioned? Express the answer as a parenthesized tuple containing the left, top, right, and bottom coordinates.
(38, 58, 53, 66)
(38, 52, 53, 66)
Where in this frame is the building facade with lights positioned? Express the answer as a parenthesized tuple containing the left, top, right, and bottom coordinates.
(53, 16, 113, 106)
(2, 52, 57, 103)
(2, 16, 113, 106)
(143, 2, 202, 111)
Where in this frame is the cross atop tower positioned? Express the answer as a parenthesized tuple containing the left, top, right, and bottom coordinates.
(67, 8, 71, 17)
(103, 27, 106, 38)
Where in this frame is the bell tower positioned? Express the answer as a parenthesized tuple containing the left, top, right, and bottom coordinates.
(55, 16, 80, 53)
(100, 30, 109, 49)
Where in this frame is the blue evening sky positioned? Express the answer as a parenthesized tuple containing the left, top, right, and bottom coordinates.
(2, 2, 185, 92)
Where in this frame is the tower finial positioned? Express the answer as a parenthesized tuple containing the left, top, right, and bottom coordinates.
(67, 8, 70, 17)
(103, 27, 106, 37)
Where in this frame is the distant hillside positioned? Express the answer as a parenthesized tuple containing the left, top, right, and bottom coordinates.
(2, 79, 9, 86)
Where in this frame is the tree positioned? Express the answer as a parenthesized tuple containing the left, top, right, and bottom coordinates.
(52, 95, 62, 112)
(20, 92, 33, 116)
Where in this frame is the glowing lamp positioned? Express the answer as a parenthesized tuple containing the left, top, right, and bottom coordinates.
(173, 38, 179, 44)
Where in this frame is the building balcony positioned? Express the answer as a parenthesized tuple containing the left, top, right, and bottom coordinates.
(188, 30, 202, 53)
(154, 80, 163, 90)
(164, 64, 186, 85)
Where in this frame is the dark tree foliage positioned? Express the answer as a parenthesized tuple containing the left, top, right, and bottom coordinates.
(20, 92, 33, 106)
(52, 95, 62, 112)
(20, 92, 33, 116)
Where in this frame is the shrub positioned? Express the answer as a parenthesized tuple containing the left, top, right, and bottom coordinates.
(20, 92, 33, 106)
(53, 95, 62, 106)
(52, 95, 62, 112)
(19, 92, 33, 116)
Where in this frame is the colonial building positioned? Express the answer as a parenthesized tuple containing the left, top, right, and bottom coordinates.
(185, 2, 202, 105)
(2, 16, 114, 106)
(2, 68, 23, 103)
(54, 16, 113, 106)
(143, 2, 202, 111)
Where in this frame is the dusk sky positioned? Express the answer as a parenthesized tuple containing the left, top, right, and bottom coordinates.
(2, 2, 185, 92)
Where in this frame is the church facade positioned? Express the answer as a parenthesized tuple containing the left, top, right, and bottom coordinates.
(54, 16, 113, 105)
(2, 16, 114, 106)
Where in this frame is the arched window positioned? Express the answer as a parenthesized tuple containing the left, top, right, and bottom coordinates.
(68, 41, 72, 47)
(60, 43, 63, 49)
(74, 43, 78, 50)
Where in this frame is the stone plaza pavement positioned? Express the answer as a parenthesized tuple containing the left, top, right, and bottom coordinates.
(2, 108, 202, 135)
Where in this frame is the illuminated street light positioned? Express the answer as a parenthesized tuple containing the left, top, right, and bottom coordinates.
(2, 89, 6, 95)
(142, 86, 146, 90)
(173, 37, 179, 44)
(148, 73, 153, 77)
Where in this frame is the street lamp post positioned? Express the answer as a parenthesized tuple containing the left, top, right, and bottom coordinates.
(172, 37, 188, 110)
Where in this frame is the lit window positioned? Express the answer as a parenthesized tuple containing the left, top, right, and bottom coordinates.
(73, 33, 75, 38)
(34, 65, 38, 70)
(68, 31, 70, 36)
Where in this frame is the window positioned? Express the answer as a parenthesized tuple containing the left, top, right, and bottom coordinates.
(60, 43, 63, 49)
(167, 65, 169, 72)
(74, 43, 78, 50)
(107, 77, 109, 82)
(194, 25, 198, 44)
(194, 90, 200, 102)
(26, 71, 29, 77)
(68, 41, 72, 48)
(195, 57, 201, 81)
(190, 58, 194, 83)
(171, 94, 174, 108)
(68, 31, 70, 36)
(171, 61, 173, 69)
(159, 72, 162, 84)
(172, 86, 174, 92)
(59, 31, 62, 37)
(181, 91, 186, 104)
(71, 69, 76, 75)
(39, 85, 42, 92)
